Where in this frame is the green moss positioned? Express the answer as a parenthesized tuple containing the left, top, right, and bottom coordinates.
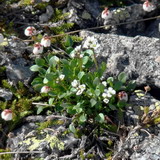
(0, 149, 12, 160)
(37, 119, 64, 131)
(19, 131, 64, 151)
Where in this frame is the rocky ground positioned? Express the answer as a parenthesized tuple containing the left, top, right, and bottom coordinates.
(0, 0, 160, 160)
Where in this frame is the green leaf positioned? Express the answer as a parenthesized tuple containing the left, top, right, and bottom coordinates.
(126, 80, 136, 92)
(95, 113, 105, 123)
(46, 73, 55, 81)
(118, 72, 127, 83)
(113, 81, 123, 91)
(69, 123, 76, 133)
(117, 101, 126, 109)
(31, 77, 43, 86)
(66, 46, 74, 54)
(95, 89, 101, 96)
(30, 65, 40, 72)
(93, 77, 100, 86)
(65, 35, 73, 47)
(48, 98, 54, 105)
(79, 114, 87, 123)
(37, 106, 44, 114)
(108, 104, 116, 110)
(84, 49, 94, 56)
(67, 107, 76, 115)
(39, 68, 47, 75)
(90, 99, 97, 107)
(49, 57, 57, 67)
(35, 58, 45, 66)
(78, 71, 85, 80)
(107, 77, 114, 86)
(43, 77, 49, 84)
(82, 56, 89, 65)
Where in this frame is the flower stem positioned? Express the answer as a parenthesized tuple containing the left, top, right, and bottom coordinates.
(93, 53, 98, 70)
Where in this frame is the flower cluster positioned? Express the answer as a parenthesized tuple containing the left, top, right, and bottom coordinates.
(143, 0, 156, 12)
(83, 36, 100, 53)
(70, 45, 83, 58)
(102, 87, 116, 104)
(0, 33, 4, 44)
(24, 26, 52, 54)
(1, 109, 12, 121)
(71, 80, 86, 95)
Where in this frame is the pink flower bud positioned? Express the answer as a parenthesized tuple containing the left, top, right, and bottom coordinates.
(33, 43, 43, 54)
(41, 36, 51, 47)
(41, 86, 50, 93)
(143, 0, 156, 12)
(1, 109, 12, 121)
(118, 91, 128, 102)
(101, 8, 112, 20)
(24, 26, 37, 36)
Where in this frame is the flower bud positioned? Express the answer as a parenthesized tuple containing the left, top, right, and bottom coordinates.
(143, 0, 156, 12)
(118, 91, 128, 102)
(41, 36, 51, 47)
(33, 43, 43, 54)
(24, 26, 37, 36)
(1, 109, 12, 121)
(41, 86, 51, 93)
(101, 8, 112, 20)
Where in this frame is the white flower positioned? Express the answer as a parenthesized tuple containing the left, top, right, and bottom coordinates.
(24, 26, 37, 36)
(59, 74, 65, 81)
(70, 45, 83, 58)
(143, 0, 156, 12)
(33, 43, 43, 54)
(101, 8, 112, 20)
(41, 36, 51, 47)
(103, 98, 109, 104)
(0, 33, 4, 44)
(102, 81, 107, 87)
(76, 89, 83, 95)
(102, 92, 107, 98)
(103, 87, 116, 98)
(108, 87, 116, 95)
(83, 36, 100, 52)
(70, 52, 75, 58)
(78, 84, 86, 91)
(118, 91, 128, 102)
(71, 80, 79, 88)
(1, 109, 12, 121)
(76, 84, 86, 95)
(42, 0, 50, 2)
(41, 86, 50, 93)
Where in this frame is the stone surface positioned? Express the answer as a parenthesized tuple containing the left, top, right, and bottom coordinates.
(80, 31, 160, 88)
(0, 88, 13, 101)
(66, 0, 101, 28)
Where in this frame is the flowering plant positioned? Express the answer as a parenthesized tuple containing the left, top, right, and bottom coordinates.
(30, 36, 136, 131)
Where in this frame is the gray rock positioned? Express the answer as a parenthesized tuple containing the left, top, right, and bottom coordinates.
(0, 88, 13, 101)
(66, 0, 101, 28)
(80, 31, 160, 88)
(39, 5, 54, 23)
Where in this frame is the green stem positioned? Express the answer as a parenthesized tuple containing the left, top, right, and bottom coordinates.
(93, 53, 98, 70)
